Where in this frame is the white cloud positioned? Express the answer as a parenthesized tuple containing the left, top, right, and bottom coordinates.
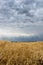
(0, 28, 35, 37)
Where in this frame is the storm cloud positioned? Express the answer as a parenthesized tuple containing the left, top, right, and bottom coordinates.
(0, 0, 43, 41)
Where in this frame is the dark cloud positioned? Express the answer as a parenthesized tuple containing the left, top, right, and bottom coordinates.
(1, 34, 43, 42)
(0, 0, 43, 23)
(0, 0, 43, 41)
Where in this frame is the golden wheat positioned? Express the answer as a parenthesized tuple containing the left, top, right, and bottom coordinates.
(0, 41, 43, 65)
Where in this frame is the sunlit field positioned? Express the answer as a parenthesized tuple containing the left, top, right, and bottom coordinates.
(0, 40, 43, 65)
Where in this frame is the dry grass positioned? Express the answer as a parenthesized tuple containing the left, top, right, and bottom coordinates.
(0, 41, 43, 65)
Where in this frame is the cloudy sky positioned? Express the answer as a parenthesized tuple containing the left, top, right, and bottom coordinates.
(0, 0, 43, 41)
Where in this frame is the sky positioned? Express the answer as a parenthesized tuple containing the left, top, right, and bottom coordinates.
(0, 0, 43, 41)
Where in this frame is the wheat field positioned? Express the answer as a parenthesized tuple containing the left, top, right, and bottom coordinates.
(0, 41, 43, 65)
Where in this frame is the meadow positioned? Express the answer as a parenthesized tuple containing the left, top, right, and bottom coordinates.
(0, 40, 43, 65)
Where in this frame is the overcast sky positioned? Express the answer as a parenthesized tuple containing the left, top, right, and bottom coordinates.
(0, 0, 43, 41)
